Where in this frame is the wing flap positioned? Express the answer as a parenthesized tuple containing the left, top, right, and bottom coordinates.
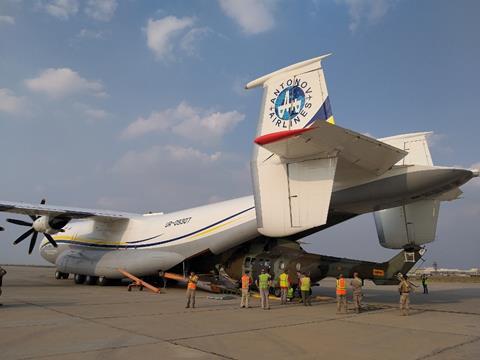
(0, 200, 138, 222)
(255, 122, 407, 176)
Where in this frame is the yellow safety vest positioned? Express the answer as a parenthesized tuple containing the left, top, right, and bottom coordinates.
(300, 277, 311, 291)
(279, 273, 289, 288)
(258, 273, 270, 290)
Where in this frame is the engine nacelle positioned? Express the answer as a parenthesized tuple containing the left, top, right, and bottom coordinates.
(374, 200, 440, 250)
(33, 216, 70, 234)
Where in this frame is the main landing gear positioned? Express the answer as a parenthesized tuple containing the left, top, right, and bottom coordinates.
(71, 273, 110, 286)
(55, 271, 69, 280)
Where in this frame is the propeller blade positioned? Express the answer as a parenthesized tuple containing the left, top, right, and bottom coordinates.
(6, 218, 33, 227)
(43, 233, 58, 248)
(13, 228, 35, 245)
(29, 231, 39, 254)
(0, 226, 4, 231)
(29, 215, 37, 221)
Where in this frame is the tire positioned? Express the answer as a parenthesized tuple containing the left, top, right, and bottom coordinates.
(62, 273, 69, 280)
(55, 271, 62, 280)
(273, 288, 281, 298)
(74, 274, 86, 284)
(97, 276, 109, 286)
(85, 275, 98, 285)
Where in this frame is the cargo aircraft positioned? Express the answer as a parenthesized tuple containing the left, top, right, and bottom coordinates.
(1, 55, 477, 287)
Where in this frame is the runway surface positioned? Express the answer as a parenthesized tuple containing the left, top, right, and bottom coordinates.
(1, 265, 479, 360)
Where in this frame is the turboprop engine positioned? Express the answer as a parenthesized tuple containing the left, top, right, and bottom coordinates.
(6, 198, 70, 254)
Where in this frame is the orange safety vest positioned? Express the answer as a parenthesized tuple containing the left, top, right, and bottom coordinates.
(336, 278, 346, 295)
(187, 275, 198, 290)
(241, 275, 251, 289)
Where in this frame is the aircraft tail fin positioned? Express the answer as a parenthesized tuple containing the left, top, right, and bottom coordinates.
(246, 54, 334, 136)
(371, 248, 425, 285)
(379, 132, 433, 166)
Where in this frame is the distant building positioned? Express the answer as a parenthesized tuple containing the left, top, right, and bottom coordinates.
(413, 267, 480, 277)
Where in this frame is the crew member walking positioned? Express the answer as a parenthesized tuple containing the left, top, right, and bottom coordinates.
(350, 272, 363, 313)
(185, 271, 199, 308)
(421, 274, 429, 294)
(300, 272, 312, 306)
(336, 274, 347, 313)
(256, 268, 271, 310)
(0, 266, 6, 307)
(240, 270, 252, 308)
(278, 269, 290, 305)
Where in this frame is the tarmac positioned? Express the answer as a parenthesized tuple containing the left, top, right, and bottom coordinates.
(1, 266, 479, 360)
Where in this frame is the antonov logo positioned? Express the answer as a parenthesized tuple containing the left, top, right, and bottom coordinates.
(269, 77, 313, 128)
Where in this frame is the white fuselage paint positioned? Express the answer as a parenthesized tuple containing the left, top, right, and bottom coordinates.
(39, 165, 474, 278)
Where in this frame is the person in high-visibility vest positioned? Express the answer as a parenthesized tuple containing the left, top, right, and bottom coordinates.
(186, 271, 199, 308)
(300, 272, 312, 306)
(336, 274, 347, 313)
(278, 269, 290, 305)
(287, 286, 294, 302)
(255, 268, 271, 310)
(240, 270, 252, 308)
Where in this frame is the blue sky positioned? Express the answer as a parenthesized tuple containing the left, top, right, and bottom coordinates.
(0, 0, 478, 268)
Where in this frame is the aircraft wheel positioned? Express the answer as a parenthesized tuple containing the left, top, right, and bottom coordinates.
(55, 271, 63, 280)
(74, 274, 86, 284)
(85, 275, 98, 285)
(62, 273, 69, 280)
(97, 276, 109, 286)
(273, 288, 281, 298)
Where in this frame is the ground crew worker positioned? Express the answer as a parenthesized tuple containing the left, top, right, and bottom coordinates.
(398, 274, 416, 316)
(350, 272, 363, 313)
(0, 266, 6, 306)
(278, 269, 290, 305)
(240, 270, 252, 308)
(255, 268, 271, 310)
(287, 286, 294, 302)
(336, 274, 347, 313)
(185, 271, 199, 308)
(300, 272, 312, 306)
(421, 274, 429, 294)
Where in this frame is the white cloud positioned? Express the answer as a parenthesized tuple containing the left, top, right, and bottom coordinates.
(218, 0, 276, 34)
(0, 16, 15, 25)
(25, 68, 106, 99)
(85, 0, 117, 21)
(84, 107, 109, 120)
(145, 16, 195, 60)
(113, 145, 222, 175)
(180, 27, 211, 56)
(43, 0, 79, 20)
(337, 0, 390, 32)
(0, 88, 25, 115)
(121, 101, 245, 144)
(77, 28, 106, 39)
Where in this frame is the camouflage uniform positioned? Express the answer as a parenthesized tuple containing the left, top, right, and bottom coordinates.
(398, 279, 411, 315)
(0, 266, 6, 305)
(350, 276, 363, 313)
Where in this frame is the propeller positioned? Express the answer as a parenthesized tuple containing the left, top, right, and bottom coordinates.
(6, 198, 58, 254)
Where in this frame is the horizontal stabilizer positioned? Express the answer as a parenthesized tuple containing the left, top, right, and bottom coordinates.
(255, 121, 407, 176)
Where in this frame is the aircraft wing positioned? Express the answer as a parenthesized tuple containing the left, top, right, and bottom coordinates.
(255, 121, 407, 176)
(0, 200, 139, 222)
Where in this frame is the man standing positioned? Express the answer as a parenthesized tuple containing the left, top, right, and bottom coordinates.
(240, 270, 252, 308)
(350, 272, 363, 313)
(336, 274, 347, 314)
(421, 274, 429, 294)
(185, 271, 199, 309)
(278, 269, 290, 305)
(300, 272, 312, 306)
(398, 274, 412, 316)
(0, 266, 6, 306)
(256, 268, 271, 310)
